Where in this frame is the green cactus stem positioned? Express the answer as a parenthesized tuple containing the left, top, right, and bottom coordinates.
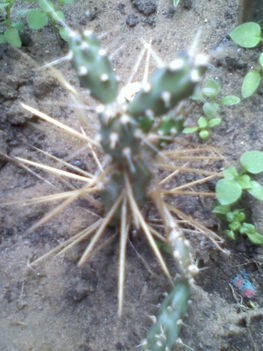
(68, 29, 118, 104)
(137, 202, 197, 351)
(128, 52, 208, 120)
(98, 111, 140, 166)
(138, 279, 190, 351)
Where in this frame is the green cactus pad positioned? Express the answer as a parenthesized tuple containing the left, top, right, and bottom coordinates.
(68, 30, 118, 104)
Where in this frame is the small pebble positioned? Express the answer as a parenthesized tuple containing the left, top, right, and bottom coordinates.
(131, 0, 157, 16)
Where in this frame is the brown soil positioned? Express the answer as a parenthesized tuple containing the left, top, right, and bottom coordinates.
(1, 1, 263, 350)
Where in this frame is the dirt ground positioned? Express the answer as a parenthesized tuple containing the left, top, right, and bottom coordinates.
(1, 1, 263, 350)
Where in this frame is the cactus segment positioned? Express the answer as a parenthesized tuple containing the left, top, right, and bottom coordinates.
(128, 52, 207, 119)
(101, 172, 123, 214)
(99, 110, 152, 211)
(139, 279, 190, 351)
(169, 228, 192, 279)
(99, 112, 140, 165)
(137, 207, 195, 351)
(68, 30, 118, 104)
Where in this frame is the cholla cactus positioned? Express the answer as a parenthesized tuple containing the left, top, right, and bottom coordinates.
(14, 3, 225, 349)
(67, 27, 208, 211)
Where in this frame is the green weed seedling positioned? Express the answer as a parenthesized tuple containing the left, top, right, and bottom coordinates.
(183, 79, 240, 141)
(230, 22, 263, 98)
(0, 0, 73, 47)
(172, 0, 180, 8)
(214, 150, 263, 244)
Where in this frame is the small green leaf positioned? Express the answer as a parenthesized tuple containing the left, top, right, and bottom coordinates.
(216, 179, 242, 205)
(247, 231, 263, 244)
(197, 116, 208, 129)
(226, 211, 235, 222)
(229, 221, 241, 231)
(202, 79, 220, 98)
(225, 230, 236, 240)
(203, 102, 219, 118)
(173, 0, 180, 8)
(220, 95, 241, 106)
(241, 223, 263, 244)
(208, 117, 221, 128)
(199, 130, 209, 141)
(234, 210, 246, 222)
(247, 181, 263, 201)
(241, 70, 261, 98)
(240, 150, 263, 174)
(258, 53, 263, 70)
(230, 22, 262, 48)
(59, 26, 69, 41)
(4, 28, 21, 48)
(38, 0, 55, 12)
(213, 205, 230, 215)
(236, 174, 252, 189)
(54, 10, 65, 21)
(223, 166, 238, 180)
(183, 126, 198, 134)
(191, 88, 205, 102)
(27, 9, 48, 30)
(240, 223, 255, 235)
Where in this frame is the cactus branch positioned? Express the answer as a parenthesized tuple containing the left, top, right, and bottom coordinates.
(68, 30, 118, 104)
(138, 279, 190, 351)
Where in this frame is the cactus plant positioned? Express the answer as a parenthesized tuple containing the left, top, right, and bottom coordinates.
(138, 279, 190, 351)
(12, 2, 227, 349)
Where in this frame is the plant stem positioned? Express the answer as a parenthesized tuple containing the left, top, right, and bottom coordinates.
(6, 5, 11, 28)
(47, 13, 59, 40)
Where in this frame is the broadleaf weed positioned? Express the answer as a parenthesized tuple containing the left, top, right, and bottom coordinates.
(0, 0, 73, 47)
(230, 22, 263, 98)
(214, 150, 263, 244)
(183, 79, 240, 141)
